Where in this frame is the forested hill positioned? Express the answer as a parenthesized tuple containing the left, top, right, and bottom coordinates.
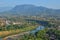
(0, 4, 60, 16)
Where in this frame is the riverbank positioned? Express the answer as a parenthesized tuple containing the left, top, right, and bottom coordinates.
(3, 26, 45, 40)
(0, 25, 38, 37)
(0, 25, 39, 40)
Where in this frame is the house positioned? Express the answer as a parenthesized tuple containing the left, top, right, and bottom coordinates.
(0, 18, 6, 27)
(12, 22, 22, 25)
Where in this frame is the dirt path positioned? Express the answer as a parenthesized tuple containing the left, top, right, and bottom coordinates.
(3, 31, 30, 40)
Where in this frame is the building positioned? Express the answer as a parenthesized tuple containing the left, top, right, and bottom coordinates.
(0, 18, 6, 27)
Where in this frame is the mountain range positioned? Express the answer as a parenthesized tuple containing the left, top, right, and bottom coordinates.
(0, 4, 60, 17)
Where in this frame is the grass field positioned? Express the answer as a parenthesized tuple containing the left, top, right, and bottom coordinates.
(0, 25, 38, 38)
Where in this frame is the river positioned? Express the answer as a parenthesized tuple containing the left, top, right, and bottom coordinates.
(30, 26, 44, 34)
(0, 25, 45, 40)
(0, 19, 47, 40)
(0, 38, 2, 40)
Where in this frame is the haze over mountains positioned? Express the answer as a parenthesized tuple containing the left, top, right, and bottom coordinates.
(0, 7, 12, 12)
(0, 4, 60, 16)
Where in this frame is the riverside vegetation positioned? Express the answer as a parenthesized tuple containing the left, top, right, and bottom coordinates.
(0, 16, 60, 40)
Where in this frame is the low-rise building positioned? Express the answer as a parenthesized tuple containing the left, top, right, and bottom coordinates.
(0, 18, 6, 27)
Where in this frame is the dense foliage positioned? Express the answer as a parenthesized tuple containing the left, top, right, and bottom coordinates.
(16, 28, 60, 40)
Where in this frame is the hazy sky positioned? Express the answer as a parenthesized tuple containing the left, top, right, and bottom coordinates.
(0, 0, 60, 9)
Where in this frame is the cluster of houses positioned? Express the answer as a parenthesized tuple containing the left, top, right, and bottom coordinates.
(0, 18, 22, 27)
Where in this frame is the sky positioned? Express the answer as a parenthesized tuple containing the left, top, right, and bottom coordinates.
(0, 0, 60, 9)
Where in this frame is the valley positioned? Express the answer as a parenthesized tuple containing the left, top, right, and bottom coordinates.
(0, 4, 60, 40)
(0, 16, 59, 40)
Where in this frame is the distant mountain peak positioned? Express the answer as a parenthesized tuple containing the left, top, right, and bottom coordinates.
(0, 4, 60, 16)
(16, 4, 36, 7)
